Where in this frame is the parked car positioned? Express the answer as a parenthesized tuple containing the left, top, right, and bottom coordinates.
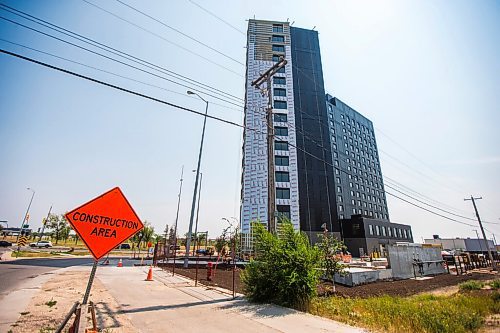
(196, 247, 214, 255)
(29, 241, 53, 248)
(115, 243, 131, 250)
(0, 240, 12, 247)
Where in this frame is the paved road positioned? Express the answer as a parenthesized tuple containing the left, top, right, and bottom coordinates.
(0, 256, 152, 297)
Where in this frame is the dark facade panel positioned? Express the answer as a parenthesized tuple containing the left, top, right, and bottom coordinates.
(290, 27, 338, 234)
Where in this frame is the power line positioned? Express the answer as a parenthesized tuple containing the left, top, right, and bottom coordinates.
(0, 3, 244, 104)
(0, 49, 244, 128)
(384, 183, 499, 225)
(81, 0, 244, 77)
(186, 0, 246, 36)
(385, 191, 476, 227)
(3, 47, 492, 232)
(0, 15, 244, 108)
(114, 0, 244, 66)
(0, 38, 243, 113)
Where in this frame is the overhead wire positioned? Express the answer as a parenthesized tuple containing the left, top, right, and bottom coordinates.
(81, 0, 244, 77)
(0, 3, 244, 104)
(0, 15, 244, 108)
(0, 38, 243, 113)
(114, 0, 245, 66)
(3, 47, 495, 232)
(186, 0, 246, 36)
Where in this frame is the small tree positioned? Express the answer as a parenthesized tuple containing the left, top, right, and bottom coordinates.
(241, 221, 321, 311)
(317, 232, 348, 293)
(46, 214, 69, 245)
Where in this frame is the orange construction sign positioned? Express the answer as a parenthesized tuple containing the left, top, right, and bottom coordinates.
(65, 187, 143, 260)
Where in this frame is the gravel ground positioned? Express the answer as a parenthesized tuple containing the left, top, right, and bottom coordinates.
(159, 263, 497, 298)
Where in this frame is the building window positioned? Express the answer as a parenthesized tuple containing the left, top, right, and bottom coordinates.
(339, 214, 344, 219)
(274, 141, 288, 151)
(274, 100, 287, 109)
(273, 88, 286, 97)
(388, 227, 392, 237)
(276, 66, 285, 73)
(274, 77, 286, 85)
(272, 55, 282, 62)
(275, 171, 290, 182)
(275, 126, 288, 136)
(369, 225, 374, 235)
(338, 205, 344, 212)
(336, 177, 341, 183)
(276, 188, 290, 199)
(381, 226, 386, 236)
(275, 155, 289, 166)
(272, 24, 283, 33)
(274, 113, 287, 122)
(272, 35, 285, 42)
(272, 45, 285, 52)
(337, 186, 342, 193)
(403, 229, 408, 239)
(277, 204, 290, 219)
(376, 225, 380, 236)
(337, 195, 343, 202)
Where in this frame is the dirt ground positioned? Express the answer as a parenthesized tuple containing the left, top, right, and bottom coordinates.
(159, 263, 497, 298)
(10, 269, 136, 333)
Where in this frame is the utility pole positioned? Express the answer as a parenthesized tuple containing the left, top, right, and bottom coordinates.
(251, 57, 287, 234)
(38, 205, 52, 242)
(465, 196, 496, 271)
(473, 229, 483, 253)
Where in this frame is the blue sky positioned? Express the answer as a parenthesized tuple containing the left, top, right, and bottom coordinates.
(1, 0, 499, 242)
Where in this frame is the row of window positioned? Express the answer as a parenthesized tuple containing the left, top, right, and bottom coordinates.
(339, 206, 388, 219)
(368, 224, 411, 239)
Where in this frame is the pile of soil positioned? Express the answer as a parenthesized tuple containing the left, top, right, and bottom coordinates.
(159, 262, 495, 298)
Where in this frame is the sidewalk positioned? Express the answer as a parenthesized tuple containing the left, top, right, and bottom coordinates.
(96, 266, 367, 333)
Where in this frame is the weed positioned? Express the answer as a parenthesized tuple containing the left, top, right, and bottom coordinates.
(489, 279, 500, 289)
(39, 327, 55, 333)
(312, 293, 496, 333)
(45, 298, 57, 307)
(459, 280, 484, 291)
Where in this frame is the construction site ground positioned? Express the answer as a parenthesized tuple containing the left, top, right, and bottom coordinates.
(159, 263, 496, 297)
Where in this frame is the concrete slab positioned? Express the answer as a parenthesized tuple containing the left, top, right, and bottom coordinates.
(96, 266, 367, 333)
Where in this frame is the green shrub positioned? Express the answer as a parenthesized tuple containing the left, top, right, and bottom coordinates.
(312, 293, 495, 333)
(241, 221, 321, 311)
(489, 279, 500, 289)
(459, 280, 484, 291)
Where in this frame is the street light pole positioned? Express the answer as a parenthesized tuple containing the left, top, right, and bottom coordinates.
(17, 187, 35, 242)
(193, 172, 203, 256)
(184, 91, 209, 268)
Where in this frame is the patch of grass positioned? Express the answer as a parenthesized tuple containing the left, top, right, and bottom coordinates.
(459, 280, 485, 291)
(13, 251, 57, 258)
(45, 298, 57, 307)
(489, 279, 500, 290)
(20, 311, 30, 315)
(39, 327, 55, 333)
(311, 293, 498, 333)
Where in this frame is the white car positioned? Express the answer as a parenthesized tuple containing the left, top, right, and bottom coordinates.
(29, 241, 53, 248)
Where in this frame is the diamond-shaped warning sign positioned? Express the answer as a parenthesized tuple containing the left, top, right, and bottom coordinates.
(65, 187, 143, 260)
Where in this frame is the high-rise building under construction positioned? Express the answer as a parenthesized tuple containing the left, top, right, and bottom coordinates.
(240, 19, 413, 256)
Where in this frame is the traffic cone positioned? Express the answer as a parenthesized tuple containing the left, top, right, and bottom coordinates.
(117, 259, 123, 267)
(145, 265, 153, 281)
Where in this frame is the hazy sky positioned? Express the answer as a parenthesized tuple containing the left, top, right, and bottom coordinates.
(1, 0, 499, 243)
